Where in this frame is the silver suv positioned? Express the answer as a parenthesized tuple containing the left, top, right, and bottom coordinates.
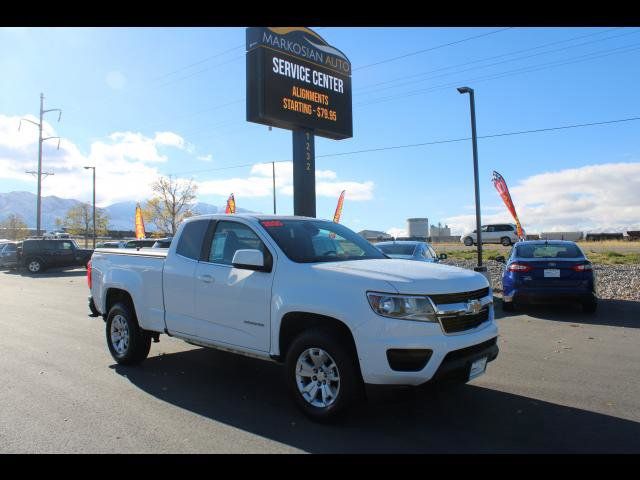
(461, 223, 522, 246)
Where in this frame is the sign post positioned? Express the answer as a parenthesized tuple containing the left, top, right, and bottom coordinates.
(292, 128, 315, 217)
(246, 27, 352, 217)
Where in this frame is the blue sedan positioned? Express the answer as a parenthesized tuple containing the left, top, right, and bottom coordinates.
(497, 240, 597, 313)
(375, 241, 447, 263)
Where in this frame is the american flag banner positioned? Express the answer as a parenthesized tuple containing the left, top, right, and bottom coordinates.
(491, 171, 524, 239)
(225, 193, 236, 214)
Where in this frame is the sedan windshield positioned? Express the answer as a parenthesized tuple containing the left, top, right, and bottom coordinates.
(515, 243, 584, 259)
(377, 244, 416, 256)
(260, 219, 387, 263)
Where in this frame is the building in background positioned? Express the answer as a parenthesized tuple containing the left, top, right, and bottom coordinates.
(430, 222, 451, 237)
(407, 218, 429, 238)
(358, 230, 394, 243)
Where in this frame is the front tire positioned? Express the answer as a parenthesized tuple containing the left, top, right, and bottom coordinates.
(501, 237, 512, 246)
(26, 257, 44, 274)
(502, 300, 515, 312)
(106, 302, 151, 365)
(285, 329, 362, 423)
(463, 237, 473, 247)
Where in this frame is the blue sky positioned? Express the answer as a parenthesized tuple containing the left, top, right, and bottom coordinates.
(1, 27, 639, 234)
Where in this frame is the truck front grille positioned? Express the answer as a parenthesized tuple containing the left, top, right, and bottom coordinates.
(440, 309, 490, 334)
(428, 287, 490, 305)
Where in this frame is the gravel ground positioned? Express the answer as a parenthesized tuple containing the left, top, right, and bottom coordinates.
(442, 259, 640, 301)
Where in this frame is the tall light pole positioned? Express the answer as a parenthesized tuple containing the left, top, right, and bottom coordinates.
(457, 86, 484, 271)
(84, 166, 96, 248)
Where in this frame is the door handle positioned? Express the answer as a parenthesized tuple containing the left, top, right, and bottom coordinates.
(198, 274, 214, 284)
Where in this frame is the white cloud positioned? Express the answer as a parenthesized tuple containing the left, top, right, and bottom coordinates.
(199, 161, 373, 200)
(0, 114, 188, 206)
(197, 154, 213, 162)
(106, 71, 126, 90)
(154, 131, 185, 149)
(445, 162, 640, 234)
(386, 227, 407, 238)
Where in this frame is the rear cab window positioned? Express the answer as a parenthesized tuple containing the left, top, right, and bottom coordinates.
(176, 219, 210, 260)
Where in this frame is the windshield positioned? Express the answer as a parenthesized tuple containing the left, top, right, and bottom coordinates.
(515, 243, 584, 259)
(260, 219, 387, 263)
(377, 244, 416, 256)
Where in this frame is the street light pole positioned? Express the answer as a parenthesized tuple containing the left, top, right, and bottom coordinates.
(84, 167, 96, 248)
(457, 86, 483, 270)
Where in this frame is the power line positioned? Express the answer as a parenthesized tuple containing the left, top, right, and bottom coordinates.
(356, 28, 636, 98)
(354, 41, 640, 108)
(353, 27, 514, 71)
(167, 115, 640, 177)
(155, 29, 636, 141)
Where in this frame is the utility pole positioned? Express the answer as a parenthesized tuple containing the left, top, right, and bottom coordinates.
(19, 93, 62, 236)
(84, 166, 96, 248)
(272, 161, 277, 214)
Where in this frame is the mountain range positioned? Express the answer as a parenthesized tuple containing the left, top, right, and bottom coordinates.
(0, 191, 256, 231)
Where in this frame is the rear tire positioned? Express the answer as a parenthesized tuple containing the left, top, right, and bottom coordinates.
(463, 237, 473, 247)
(285, 328, 362, 423)
(582, 298, 598, 314)
(502, 300, 515, 312)
(106, 302, 151, 365)
(501, 237, 512, 246)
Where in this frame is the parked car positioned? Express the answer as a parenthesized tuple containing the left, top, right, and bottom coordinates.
(18, 238, 93, 274)
(0, 241, 18, 269)
(461, 223, 523, 247)
(88, 214, 499, 422)
(375, 240, 447, 263)
(44, 231, 71, 239)
(152, 237, 173, 248)
(496, 240, 597, 313)
(96, 241, 123, 248)
(122, 239, 157, 249)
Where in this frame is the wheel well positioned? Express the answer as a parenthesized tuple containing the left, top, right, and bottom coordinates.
(278, 312, 359, 363)
(105, 288, 137, 321)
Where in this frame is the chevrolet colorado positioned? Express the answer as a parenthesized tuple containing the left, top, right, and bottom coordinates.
(88, 215, 498, 421)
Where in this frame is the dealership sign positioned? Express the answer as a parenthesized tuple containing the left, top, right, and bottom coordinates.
(246, 27, 353, 140)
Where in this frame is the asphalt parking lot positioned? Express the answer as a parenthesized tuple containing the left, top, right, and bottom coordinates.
(1, 267, 639, 453)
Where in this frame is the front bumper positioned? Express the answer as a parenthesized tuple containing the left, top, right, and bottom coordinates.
(353, 302, 499, 386)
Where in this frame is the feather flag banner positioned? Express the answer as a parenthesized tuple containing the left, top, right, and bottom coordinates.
(333, 190, 345, 223)
(225, 193, 236, 214)
(134, 204, 146, 240)
(491, 171, 524, 238)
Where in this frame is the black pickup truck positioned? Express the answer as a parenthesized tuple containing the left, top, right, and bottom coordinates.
(18, 239, 93, 273)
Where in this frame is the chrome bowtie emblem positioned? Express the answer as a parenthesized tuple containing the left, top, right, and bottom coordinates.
(548, 262, 556, 267)
(467, 299, 482, 315)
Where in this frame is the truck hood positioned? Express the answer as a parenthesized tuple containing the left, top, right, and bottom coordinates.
(312, 259, 489, 295)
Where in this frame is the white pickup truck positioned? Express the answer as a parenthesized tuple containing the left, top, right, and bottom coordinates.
(88, 215, 498, 421)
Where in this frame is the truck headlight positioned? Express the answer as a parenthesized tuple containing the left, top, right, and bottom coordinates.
(367, 292, 437, 322)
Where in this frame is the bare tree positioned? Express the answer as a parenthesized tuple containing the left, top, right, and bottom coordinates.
(0, 214, 29, 240)
(62, 203, 109, 247)
(143, 176, 197, 235)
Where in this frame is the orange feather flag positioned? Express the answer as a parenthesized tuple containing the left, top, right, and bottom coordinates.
(134, 204, 146, 240)
(225, 193, 236, 214)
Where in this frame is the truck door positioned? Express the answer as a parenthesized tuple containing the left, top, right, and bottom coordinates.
(163, 219, 211, 337)
(194, 220, 273, 352)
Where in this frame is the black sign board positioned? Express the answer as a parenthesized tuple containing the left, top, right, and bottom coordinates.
(246, 27, 353, 140)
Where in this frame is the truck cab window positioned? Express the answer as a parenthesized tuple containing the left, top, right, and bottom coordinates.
(176, 220, 209, 260)
(208, 221, 270, 265)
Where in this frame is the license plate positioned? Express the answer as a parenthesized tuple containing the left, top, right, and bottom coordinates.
(544, 269, 560, 278)
(469, 357, 488, 380)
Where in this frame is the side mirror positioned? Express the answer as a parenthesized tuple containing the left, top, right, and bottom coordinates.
(232, 249, 267, 271)
(438, 253, 448, 260)
(494, 255, 506, 263)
